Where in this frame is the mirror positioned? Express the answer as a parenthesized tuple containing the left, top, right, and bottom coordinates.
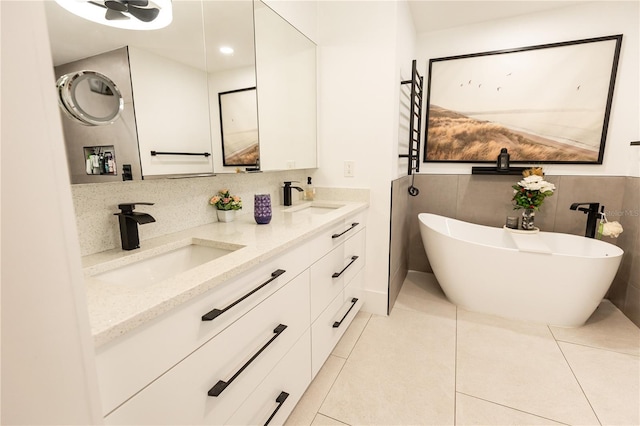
(45, 0, 316, 182)
(45, 0, 256, 182)
(56, 70, 124, 126)
(254, 0, 317, 171)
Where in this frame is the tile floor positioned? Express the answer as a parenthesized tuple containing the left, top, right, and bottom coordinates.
(286, 271, 640, 425)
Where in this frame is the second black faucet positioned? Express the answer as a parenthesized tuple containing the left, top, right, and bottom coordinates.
(283, 181, 304, 206)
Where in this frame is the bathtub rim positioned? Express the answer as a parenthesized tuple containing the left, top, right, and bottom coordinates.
(418, 212, 624, 259)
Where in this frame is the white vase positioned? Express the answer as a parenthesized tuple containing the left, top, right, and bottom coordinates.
(216, 209, 235, 223)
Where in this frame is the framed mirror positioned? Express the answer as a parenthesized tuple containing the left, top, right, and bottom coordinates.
(218, 87, 259, 167)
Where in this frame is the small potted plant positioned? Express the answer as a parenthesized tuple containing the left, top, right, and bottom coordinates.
(210, 189, 242, 222)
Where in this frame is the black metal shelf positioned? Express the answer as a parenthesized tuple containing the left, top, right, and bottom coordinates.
(471, 166, 528, 175)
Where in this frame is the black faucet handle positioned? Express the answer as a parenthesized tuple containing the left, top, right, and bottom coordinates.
(117, 202, 154, 214)
(570, 202, 600, 213)
(283, 181, 299, 186)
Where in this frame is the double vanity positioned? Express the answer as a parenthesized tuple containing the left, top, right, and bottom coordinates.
(82, 200, 368, 424)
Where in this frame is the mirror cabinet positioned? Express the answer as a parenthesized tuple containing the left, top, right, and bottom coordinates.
(45, 0, 317, 184)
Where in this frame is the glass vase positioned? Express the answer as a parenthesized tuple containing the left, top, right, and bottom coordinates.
(521, 208, 536, 230)
(254, 194, 272, 224)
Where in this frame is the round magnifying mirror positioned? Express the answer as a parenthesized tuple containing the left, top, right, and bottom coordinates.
(56, 70, 124, 126)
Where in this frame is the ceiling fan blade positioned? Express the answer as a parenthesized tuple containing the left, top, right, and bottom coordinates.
(87, 1, 107, 9)
(104, 0, 128, 11)
(105, 8, 130, 20)
(124, 0, 149, 6)
(127, 4, 159, 22)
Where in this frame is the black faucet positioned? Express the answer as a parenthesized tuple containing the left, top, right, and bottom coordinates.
(283, 181, 304, 206)
(570, 202, 601, 238)
(114, 202, 156, 250)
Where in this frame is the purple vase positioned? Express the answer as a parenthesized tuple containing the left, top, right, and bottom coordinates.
(254, 194, 272, 224)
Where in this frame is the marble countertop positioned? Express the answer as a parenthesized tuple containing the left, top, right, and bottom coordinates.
(82, 200, 368, 347)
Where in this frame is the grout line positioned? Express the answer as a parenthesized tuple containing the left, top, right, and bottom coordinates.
(456, 391, 572, 425)
(453, 305, 458, 425)
(554, 338, 640, 358)
(549, 325, 603, 426)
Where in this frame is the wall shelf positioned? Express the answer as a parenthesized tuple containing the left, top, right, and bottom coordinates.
(471, 166, 528, 175)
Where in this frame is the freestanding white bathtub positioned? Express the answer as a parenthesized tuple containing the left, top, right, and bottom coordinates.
(418, 213, 624, 327)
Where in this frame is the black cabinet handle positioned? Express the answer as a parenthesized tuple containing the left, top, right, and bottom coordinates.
(264, 391, 289, 426)
(208, 324, 287, 397)
(332, 256, 359, 278)
(202, 269, 286, 321)
(333, 298, 358, 328)
(331, 222, 359, 239)
(151, 150, 211, 157)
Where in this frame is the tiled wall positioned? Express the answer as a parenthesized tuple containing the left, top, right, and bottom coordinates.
(389, 173, 639, 327)
(389, 176, 411, 313)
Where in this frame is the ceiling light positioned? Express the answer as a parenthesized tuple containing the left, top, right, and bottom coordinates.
(219, 46, 234, 55)
(54, 0, 173, 31)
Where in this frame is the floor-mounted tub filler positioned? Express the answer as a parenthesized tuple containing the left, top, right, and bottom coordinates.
(418, 213, 624, 327)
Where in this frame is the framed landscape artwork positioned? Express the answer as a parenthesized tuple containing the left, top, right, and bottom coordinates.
(423, 35, 623, 164)
(218, 87, 259, 166)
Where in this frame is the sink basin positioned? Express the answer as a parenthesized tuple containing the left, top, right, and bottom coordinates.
(92, 240, 241, 286)
(284, 202, 345, 215)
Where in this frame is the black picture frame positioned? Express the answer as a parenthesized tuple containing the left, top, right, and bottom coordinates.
(218, 87, 259, 167)
(423, 34, 623, 164)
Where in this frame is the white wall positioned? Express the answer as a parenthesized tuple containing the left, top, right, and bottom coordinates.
(416, 1, 640, 177)
(1, 1, 102, 423)
(315, 1, 402, 314)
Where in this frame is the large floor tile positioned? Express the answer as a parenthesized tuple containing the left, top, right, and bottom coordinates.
(455, 392, 564, 425)
(457, 309, 599, 425)
(286, 355, 345, 426)
(393, 270, 456, 318)
(332, 311, 371, 359)
(550, 300, 640, 356)
(559, 342, 640, 426)
(319, 308, 456, 425)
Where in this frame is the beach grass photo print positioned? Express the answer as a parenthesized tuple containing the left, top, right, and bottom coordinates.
(424, 35, 623, 164)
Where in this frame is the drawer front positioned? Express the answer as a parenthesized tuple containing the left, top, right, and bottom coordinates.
(310, 282, 363, 378)
(309, 227, 366, 322)
(309, 244, 345, 321)
(306, 214, 365, 264)
(104, 270, 310, 425)
(96, 245, 309, 415)
(343, 227, 366, 285)
(226, 330, 311, 426)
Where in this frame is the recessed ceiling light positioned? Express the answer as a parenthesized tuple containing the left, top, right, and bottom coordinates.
(54, 0, 173, 31)
(220, 46, 235, 55)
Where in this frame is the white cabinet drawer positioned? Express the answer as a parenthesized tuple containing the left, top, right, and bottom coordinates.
(309, 228, 366, 321)
(306, 215, 365, 264)
(104, 270, 310, 425)
(310, 280, 363, 377)
(226, 330, 311, 426)
(96, 245, 309, 415)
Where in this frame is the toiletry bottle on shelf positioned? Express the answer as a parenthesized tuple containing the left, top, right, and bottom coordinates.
(304, 176, 315, 201)
(497, 148, 510, 172)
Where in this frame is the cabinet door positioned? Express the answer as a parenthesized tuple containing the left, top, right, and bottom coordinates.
(226, 330, 311, 426)
(105, 271, 310, 425)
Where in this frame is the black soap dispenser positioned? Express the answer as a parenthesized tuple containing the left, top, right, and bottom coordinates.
(497, 148, 510, 172)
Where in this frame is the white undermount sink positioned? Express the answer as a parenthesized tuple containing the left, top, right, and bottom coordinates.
(284, 202, 345, 215)
(92, 240, 242, 287)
